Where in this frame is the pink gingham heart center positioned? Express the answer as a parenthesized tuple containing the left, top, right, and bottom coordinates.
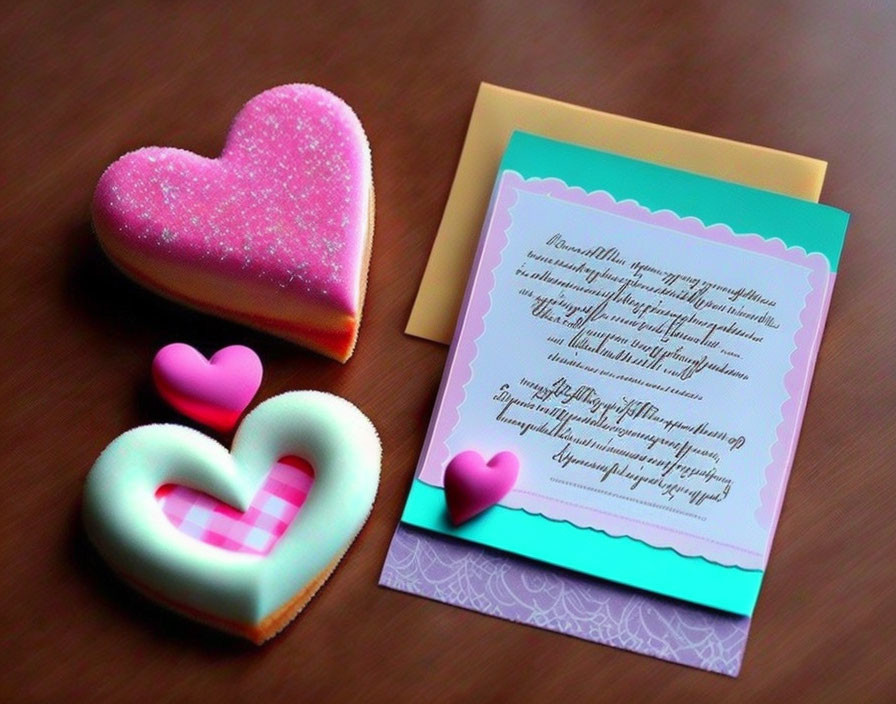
(156, 456, 314, 555)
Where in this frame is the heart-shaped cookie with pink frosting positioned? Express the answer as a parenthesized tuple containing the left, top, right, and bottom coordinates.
(92, 84, 373, 362)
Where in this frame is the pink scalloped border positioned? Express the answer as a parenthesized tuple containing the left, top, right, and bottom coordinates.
(416, 171, 834, 571)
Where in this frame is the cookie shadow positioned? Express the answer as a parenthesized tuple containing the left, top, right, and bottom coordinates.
(68, 499, 259, 655)
(61, 220, 313, 363)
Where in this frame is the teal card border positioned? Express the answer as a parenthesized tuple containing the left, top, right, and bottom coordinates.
(401, 131, 849, 617)
(503, 131, 848, 270)
(402, 482, 763, 615)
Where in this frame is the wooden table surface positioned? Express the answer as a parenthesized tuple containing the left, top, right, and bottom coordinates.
(3, 2, 894, 701)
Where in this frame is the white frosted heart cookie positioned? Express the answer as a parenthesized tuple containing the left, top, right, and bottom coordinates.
(82, 391, 380, 643)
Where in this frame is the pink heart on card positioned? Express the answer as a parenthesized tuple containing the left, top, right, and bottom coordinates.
(152, 343, 263, 432)
(444, 450, 520, 525)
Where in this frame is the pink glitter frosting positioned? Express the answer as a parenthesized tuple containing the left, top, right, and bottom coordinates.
(92, 84, 373, 359)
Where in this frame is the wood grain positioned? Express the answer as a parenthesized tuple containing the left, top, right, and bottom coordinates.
(2, 1, 894, 701)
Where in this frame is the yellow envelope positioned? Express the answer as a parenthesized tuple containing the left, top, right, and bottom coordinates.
(406, 83, 827, 344)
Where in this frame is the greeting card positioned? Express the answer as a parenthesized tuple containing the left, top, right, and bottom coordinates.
(396, 132, 848, 620)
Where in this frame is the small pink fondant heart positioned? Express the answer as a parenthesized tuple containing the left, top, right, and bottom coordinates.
(152, 343, 263, 432)
(443, 450, 519, 525)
